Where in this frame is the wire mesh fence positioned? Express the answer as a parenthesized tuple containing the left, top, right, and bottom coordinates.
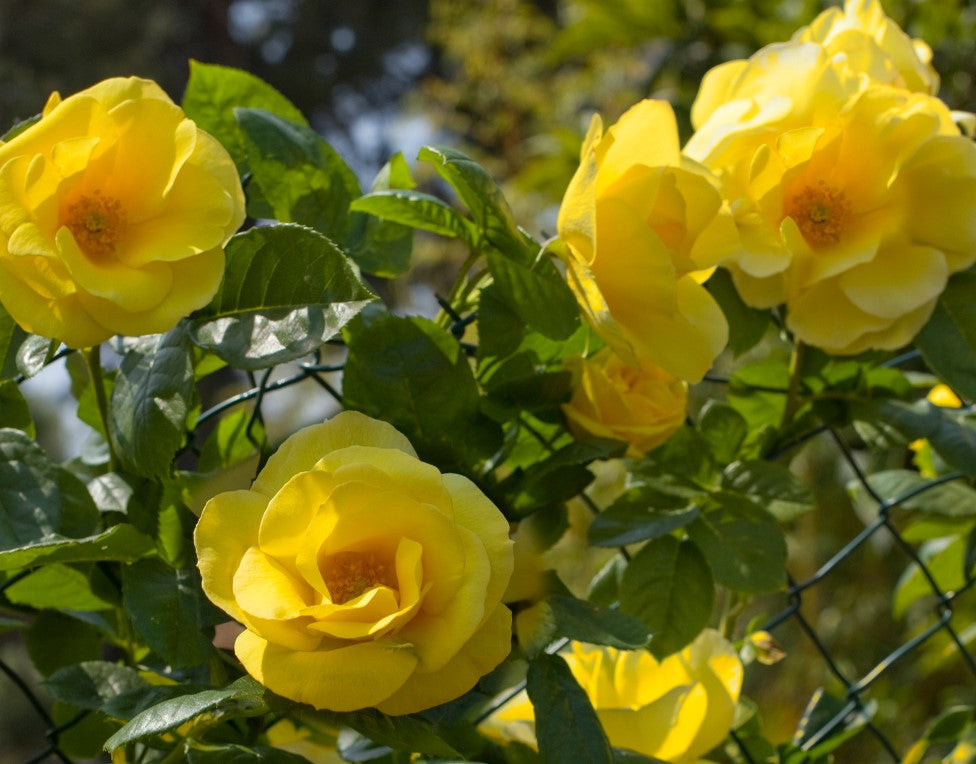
(2, 340, 974, 763)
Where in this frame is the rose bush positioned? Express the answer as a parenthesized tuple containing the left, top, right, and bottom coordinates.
(0, 76, 244, 348)
(482, 630, 743, 762)
(562, 347, 687, 457)
(556, 99, 738, 382)
(194, 410, 514, 715)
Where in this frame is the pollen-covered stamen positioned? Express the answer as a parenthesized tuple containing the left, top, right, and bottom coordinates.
(785, 181, 850, 247)
(63, 190, 126, 259)
(322, 551, 394, 604)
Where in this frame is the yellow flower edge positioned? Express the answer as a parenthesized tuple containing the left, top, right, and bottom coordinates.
(195, 410, 515, 714)
(481, 629, 743, 763)
(0, 76, 245, 348)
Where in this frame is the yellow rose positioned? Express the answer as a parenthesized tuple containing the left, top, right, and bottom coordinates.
(557, 99, 738, 383)
(691, 71, 976, 354)
(0, 77, 245, 348)
(481, 630, 743, 763)
(562, 348, 687, 458)
(194, 410, 514, 715)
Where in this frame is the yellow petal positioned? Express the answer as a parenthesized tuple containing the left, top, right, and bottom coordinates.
(235, 630, 418, 712)
(252, 411, 417, 497)
(557, 113, 602, 267)
(257, 470, 337, 560)
(597, 100, 680, 194)
(839, 240, 946, 319)
(375, 604, 512, 715)
(599, 684, 705, 760)
(233, 546, 315, 620)
(195, 489, 268, 623)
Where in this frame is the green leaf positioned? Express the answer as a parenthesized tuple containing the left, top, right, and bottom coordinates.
(697, 401, 747, 464)
(916, 268, 976, 401)
(109, 326, 195, 478)
(853, 399, 976, 477)
(182, 61, 307, 171)
(722, 460, 815, 522)
(505, 439, 626, 517)
(185, 741, 313, 763)
(418, 145, 534, 261)
(0, 428, 99, 550)
(893, 535, 966, 618)
(16, 334, 57, 379)
(27, 611, 105, 676)
(487, 252, 580, 341)
(198, 409, 261, 472)
(0, 524, 154, 571)
(526, 653, 613, 764)
(351, 189, 477, 243)
(87, 473, 136, 516)
(923, 706, 973, 742)
(190, 224, 375, 370)
(3, 563, 114, 610)
(619, 536, 714, 659)
(706, 269, 772, 357)
(850, 470, 976, 518)
(0, 303, 29, 380)
(343, 309, 502, 470)
(686, 492, 787, 593)
(235, 107, 360, 240)
(522, 594, 649, 657)
(792, 688, 870, 755)
(103, 676, 268, 751)
(1, 113, 41, 142)
(588, 490, 699, 548)
(326, 708, 462, 760)
(122, 558, 217, 668)
(45, 661, 148, 711)
(0, 379, 34, 436)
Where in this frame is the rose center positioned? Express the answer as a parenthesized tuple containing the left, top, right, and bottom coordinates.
(785, 181, 849, 247)
(322, 551, 393, 604)
(63, 191, 126, 259)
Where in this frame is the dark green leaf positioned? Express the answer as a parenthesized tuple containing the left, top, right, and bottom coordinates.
(351, 189, 476, 243)
(87, 473, 135, 516)
(0, 303, 29, 380)
(0, 428, 99, 550)
(923, 706, 973, 742)
(103, 676, 268, 751)
(110, 326, 195, 478)
(186, 741, 313, 763)
(122, 558, 217, 668)
(588, 491, 699, 548)
(619, 536, 714, 659)
(329, 708, 462, 760)
(916, 268, 976, 401)
(697, 401, 747, 464)
(16, 334, 57, 378)
(27, 611, 105, 676)
(722, 460, 814, 522)
(524, 594, 649, 656)
(45, 661, 148, 711)
(526, 653, 613, 764)
(687, 492, 787, 593)
(345, 154, 415, 278)
(190, 224, 375, 369)
(0, 379, 33, 436)
(1, 113, 41, 142)
(894, 535, 966, 618)
(182, 61, 307, 172)
(343, 309, 502, 470)
(418, 145, 534, 261)
(487, 252, 580, 341)
(706, 269, 772, 357)
(850, 470, 976, 518)
(236, 107, 360, 242)
(853, 399, 976, 477)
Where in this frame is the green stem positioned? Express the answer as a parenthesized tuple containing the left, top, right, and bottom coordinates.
(83, 345, 120, 471)
(436, 250, 482, 330)
(780, 341, 807, 430)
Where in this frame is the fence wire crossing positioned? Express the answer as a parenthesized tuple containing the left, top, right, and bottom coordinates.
(2, 345, 975, 763)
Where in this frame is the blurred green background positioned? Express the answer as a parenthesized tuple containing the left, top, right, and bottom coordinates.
(2, 1, 976, 761)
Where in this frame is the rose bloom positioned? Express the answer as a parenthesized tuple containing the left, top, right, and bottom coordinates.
(557, 99, 738, 383)
(194, 410, 514, 714)
(562, 348, 687, 458)
(687, 40, 976, 354)
(0, 77, 245, 348)
(481, 630, 743, 763)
